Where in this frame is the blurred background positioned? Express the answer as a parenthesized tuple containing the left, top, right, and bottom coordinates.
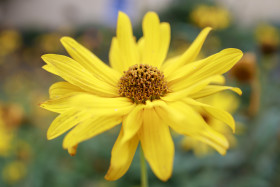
(0, 0, 280, 186)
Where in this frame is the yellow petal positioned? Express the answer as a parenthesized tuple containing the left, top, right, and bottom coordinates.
(139, 105, 174, 181)
(63, 116, 121, 148)
(69, 93, 135, 116)
(42, 93, 135, 116)
(47, 109, 93, 140)
(68, 144, 78, 156)
(157, 101, 229, 155)
(105, 127, 139, 181)
(210, 75, 225, 85)
(110, 12, 139, 72)
(60, 37, 121, 85)
(42, 64, 59, 76)
(49, 81, 83, 99)
(42, 54, 119, 97)
(168, 48, 243, 91)
(40, 95, 77, 113)
(162, 27, 212, 77)
(142, 12, 170, 67)
(190, 85, 242, 99)
(109, 37, 123, 73)
(162, 77, 212, 102)
(184, 98, 236, 132)
(121, 105, 145, 144)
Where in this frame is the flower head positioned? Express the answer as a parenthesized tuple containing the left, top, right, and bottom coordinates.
(41, 12, 243, 181)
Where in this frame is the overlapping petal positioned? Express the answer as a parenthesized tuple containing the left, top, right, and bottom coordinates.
(142, 12, 171, 67)
(155, 101, 229, 155)
(42, 54, 119, 97)
(105, 127, 139, 181)
(60, 37, 121, 85)
(162, 27, 212, 77)
(139, 103, 174, 181)
(63, 116, 121, 149)
(184, 98, 236, 132)
(110, 12, 139, 72)
(167, 48, 243, 91)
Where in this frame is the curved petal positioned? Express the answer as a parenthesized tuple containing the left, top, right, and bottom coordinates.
(105, 127, 139, 181)
(142, 12, 170, 67)
(49, 81, 84, 99)
(139, 105, 174, 181)
(121, 105, 145, 144)
(41, 93, 135, 116)
(60, 37, 121, 85)
(162, 27, 212, 77)
(184, 98, 236, 132)
(109, 12, 139, 72)
(189, 85, 242, 99)
(156, 101, 229, 155)
(42, 54, 119, 97)
(47, 109, 93, 140)
(63, 116, 121, 149)
(168, 48, 243, 91)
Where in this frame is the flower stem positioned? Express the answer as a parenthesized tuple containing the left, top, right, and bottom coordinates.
(140, 146, 148, 187)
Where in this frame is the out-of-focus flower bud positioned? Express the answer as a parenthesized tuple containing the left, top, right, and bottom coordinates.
(1, 104, 24, 129)
(230, 52, 257, 83)
(255, 24, 279, 55)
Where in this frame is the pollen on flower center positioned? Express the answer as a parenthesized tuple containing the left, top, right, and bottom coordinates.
(118, 64, 169, 104)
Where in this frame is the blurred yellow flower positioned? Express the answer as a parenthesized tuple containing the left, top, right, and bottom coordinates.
(41, 12, 242, 181)
(255, 24, 279, 54)
(0, 30, 22, 58)
(181, 93, 239, 156)
(0, 108, 14, 157)
(2, 161, 27, 184)
(230, 52, 257, 83)
(191, 5, 230, 30)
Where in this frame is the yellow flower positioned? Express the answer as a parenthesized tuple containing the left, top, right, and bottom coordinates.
(0, 108, 14, 157)
(255, 24, 279, 54)
(191, 5, 230, 30)
(41, 12, 243, 181)
(181, 93, 239, 156)
(2, 161, 27, 184)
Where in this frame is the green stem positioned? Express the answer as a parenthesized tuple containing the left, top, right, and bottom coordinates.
(140, 146, 148, 187)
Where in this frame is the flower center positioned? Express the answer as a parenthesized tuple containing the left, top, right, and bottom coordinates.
(118, 64, 169, 104)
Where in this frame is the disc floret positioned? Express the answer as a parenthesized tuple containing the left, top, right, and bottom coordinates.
(119, 64, 168, 104)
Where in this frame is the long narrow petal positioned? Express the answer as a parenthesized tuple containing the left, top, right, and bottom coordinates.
(41, 93, 135, 116)
(189, 85, 242, 99)
(139, 105, 174, 181)
(42, 64, 59, 76)
(105, 127, 139, 181)
(40, 94, 77, 113)
(47, 109, 93, 140)
(142, 12, 170, 67)
(109, 37, 123, 73)
(168, 48, 243, 91)
(156, 101, 229, 155)
(69, 93, 135, 116)
(42, 54, 119, 97)
(110, 12, 139, 72)
(162, 27, 212, 77)
(63, 116, 121, 149)
(121, 105, 145, 144)
(60, 37, 121, 85)
(184, 98, 236, 132)
(49, 82, 83, 99)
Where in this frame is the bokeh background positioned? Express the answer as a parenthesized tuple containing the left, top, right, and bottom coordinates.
(0, 0, 280, 186)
